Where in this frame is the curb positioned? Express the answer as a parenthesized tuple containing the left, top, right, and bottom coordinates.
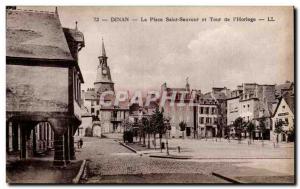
(212, 172, 243, 184)
(118, 141, 139, 154)
(149, 155, 192, 160)
(72, 160, 87, 184)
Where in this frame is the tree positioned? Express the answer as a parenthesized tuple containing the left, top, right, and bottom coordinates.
(122, 119, 134, 143)
(122, 118, 133, 132)
(140, 120, 146, 146)
(245, 122, 255, 144)
(258, 118, 266, 145)
(233, 117, 245, 143)
(150, 107, 166, 151)
(287, 126, 295, 142)
(179, 121, 187, 139)
(274, 120, 284, 146)
(142, 117, 152, 149)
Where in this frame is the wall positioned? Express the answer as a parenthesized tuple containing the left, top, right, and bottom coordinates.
(271, 99, 294, 141)
(100, 110, 112, 133)
(164, 101, 194, 138)
(239, 99, 259, 122)
(77, 116, 92, 137)
(227, 97, 240, 125)
(7, 64, 68, 112)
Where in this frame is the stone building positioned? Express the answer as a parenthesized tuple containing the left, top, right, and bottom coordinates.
(81, 39, 130, 135)
(196, 94, 219, 138)
(271, 97, 294, 142)
(195, 87, 229, 138)
(6, 7, 85, 166)
(160, 81, 197, 138)
(75, 105, 92, 137)
(226, 83, 277, 140)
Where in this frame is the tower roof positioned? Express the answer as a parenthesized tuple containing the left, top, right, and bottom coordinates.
(6, 8, 74, 61)
(101, 37, 106, 57)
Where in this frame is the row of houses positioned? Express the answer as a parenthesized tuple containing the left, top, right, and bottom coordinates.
(162, 81, 294, 142)
(78, 38, 294, 143)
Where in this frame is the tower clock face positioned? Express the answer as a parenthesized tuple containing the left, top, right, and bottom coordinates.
(102, 69, 107, 75)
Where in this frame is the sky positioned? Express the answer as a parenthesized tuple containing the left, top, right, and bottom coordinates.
(21, 6, 294, 93)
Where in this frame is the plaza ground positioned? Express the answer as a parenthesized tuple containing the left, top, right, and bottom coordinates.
(6, 134, 294, 184)
(75, 135, 294, 183)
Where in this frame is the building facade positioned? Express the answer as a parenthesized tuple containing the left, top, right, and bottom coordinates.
(197, 100, 219, 138)
(226, 83, 276, 140)
(6, 7, 85, 166)
(160, 81, 196, 138)
(81, 39, 130, 135)
(271, 98, 294, 142)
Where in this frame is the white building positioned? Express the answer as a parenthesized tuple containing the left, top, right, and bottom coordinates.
(271, 98, 294, 142)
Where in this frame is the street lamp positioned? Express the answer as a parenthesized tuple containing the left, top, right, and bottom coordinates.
(164, 119, 171, 155)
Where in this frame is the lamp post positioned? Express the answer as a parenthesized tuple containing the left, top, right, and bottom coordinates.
(164, 119, 171, 156)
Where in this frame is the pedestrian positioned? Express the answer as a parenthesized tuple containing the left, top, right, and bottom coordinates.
(79, 138, 83, 148)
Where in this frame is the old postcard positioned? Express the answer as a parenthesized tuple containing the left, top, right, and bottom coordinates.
(6, 6, 294, 184)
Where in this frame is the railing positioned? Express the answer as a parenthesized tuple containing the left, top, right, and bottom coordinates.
(111, 117, 122, 122)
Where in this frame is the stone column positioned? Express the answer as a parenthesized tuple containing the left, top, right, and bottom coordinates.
(20, 124, 27, 159)
(6, 121, 10, 153)
(32, 126, 37, 156)
(70, 125, 76, 160)
(53, 133, 66, 167)
(18, 124, 21, 151)
(64, 127, 70, 164)
(50, 118, 71, 166)
(12, 122, 19, 152)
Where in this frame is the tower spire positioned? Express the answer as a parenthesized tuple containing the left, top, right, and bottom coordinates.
(55, 7, 58, 15)
(75, 21, 78, 30)
(101, 37, 106, 57)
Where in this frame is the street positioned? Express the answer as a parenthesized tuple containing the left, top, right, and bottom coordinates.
(74, 136, 294, 183)
(75, 137, 233, 183)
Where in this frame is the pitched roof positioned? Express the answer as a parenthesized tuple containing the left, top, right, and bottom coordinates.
(275, 82, 294, 96)
(6, 9, 74, 61)
(272, 97, 294, 117)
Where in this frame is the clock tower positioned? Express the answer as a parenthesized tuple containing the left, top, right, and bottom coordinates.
(94, 38, 115, 94)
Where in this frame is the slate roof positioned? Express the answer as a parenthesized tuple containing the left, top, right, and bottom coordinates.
(6, 9, 74, 61)
(83, 89, 98, 100)
(275, 82, 294, 97)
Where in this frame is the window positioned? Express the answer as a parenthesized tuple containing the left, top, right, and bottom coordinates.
(73, 69, 81, 103)
(214, 118, 217, 124)
(205, 107, 209, 114)
(285, 118, 289, 124)
(282, 105, 285, 109)
(211, 107, 215, 114)
(96, 110, 99, 116)
(247, 104, 250, 108)
(206, 117, 209, 123)
(91, 108, 95, 113)
(200, 107, 204, 114)
(199, 117, 204, 124)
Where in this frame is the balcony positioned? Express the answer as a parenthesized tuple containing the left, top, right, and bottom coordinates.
(111, 117, 122, 122)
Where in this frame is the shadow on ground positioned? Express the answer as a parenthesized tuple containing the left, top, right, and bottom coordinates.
(7, 160, 82, 184)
